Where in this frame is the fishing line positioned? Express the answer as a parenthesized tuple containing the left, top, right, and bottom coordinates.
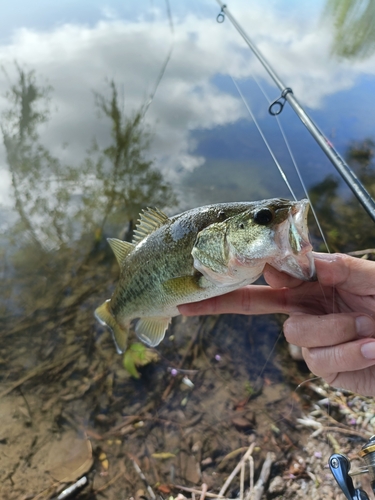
(230, 81, 332, 402)
(253, 329, 284, 383)
(216, 0, 375, 223)
(250, 73, 330, 253)
(232, 74, 331, 309)
(230, 78, 328, 391)
(164, 0, 174, 35)
(143, 45, 173, 117)
(231, 77, 297, 201)
(143, 0, 175, 117)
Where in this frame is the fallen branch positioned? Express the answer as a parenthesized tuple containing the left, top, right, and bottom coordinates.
(173, 484, 226, 499)
(218, 442, 256, 498)
(250, 452, 275, 500)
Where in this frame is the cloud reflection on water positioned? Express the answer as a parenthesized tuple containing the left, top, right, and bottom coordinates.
(0, 0, 374, 210)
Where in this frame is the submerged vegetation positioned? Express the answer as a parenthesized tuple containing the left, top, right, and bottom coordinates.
(309, 138, 375, 252)
(0, 65, 176, 316)
(325, 0, 375, 60)
(81, 81, 177, 236)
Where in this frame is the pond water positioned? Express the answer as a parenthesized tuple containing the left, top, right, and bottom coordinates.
(1, 1, 375, 499)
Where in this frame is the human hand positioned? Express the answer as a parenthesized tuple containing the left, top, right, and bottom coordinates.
(178, 253, 375, 396)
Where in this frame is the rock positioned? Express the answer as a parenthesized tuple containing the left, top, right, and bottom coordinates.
(268, 475, 285, 495)
(178, 451, 201, 483)
(288, 344, 303, 360)
(231, 416, 253, 430)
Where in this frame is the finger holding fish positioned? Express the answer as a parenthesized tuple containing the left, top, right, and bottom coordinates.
(301, 340, 375, 396)
(304, 340, 375, 377)
(269, 254, 375, 396)
(284, 313, 375, 348)
(282, 306, 375, 396)
(274, 253, 375, 317)
(181, 252, 375, 318)
(178, 285, 291, 316)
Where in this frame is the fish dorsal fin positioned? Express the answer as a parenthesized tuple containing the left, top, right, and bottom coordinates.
(135, 316, 171, 347)
(132, 207, 169, 244)
(107, 238, 134, 267)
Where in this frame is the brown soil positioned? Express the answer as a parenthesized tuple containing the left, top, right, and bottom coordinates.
(1, 263, 375, 499)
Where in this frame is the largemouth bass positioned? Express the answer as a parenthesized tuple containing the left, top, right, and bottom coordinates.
(95, 198, 315, 353)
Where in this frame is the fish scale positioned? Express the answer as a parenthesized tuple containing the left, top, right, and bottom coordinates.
(95, 198, 315, 353)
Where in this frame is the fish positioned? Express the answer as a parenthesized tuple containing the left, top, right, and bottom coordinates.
(95, 198, 315, 353)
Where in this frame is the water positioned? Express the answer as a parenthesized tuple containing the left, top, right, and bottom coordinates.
(1, 1, 375, 498)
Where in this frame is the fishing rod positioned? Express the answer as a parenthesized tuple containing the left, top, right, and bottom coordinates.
(215, 1, 375, 224)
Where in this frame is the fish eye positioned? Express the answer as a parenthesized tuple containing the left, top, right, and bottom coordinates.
(218, 211, 226, 220)
(239, 222, 245, 229)
(254, 208, 273, 225)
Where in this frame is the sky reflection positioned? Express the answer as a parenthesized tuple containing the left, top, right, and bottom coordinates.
(0, 0, 374, 214)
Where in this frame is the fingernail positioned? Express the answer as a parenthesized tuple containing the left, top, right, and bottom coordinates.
(356, 316, 375, 337)
(361, 342, 375, 359)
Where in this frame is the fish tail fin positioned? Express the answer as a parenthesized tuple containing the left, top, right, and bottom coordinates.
(95, 300, 128, 354)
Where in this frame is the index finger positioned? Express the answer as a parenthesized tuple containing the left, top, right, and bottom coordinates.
(178, 285, 289, 316)
(264, 253, 375, 296)
(314, 253, 375, 294)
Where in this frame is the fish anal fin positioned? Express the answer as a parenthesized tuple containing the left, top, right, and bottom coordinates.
(135, 317, 171, 347)
(132, 207, 169, 244)
(95, 299, 129, 354)
(107, 238, 134, 267)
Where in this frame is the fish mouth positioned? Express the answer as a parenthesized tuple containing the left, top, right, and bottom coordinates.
(274, 199, 316, 281)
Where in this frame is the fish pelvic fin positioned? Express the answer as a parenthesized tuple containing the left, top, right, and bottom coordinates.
(95, 299, 128, 354)
(135, 317, 171, 347)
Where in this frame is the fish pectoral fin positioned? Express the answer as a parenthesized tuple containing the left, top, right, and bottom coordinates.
(162, 275, 205, 297)
(135, 317, 171, 347)
(95, 300, 129, 354)
(107, 238, 135, 267)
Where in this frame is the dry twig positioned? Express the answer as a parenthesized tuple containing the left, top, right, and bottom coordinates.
(250, 452, 275, 500)
(218, 442, 256, 498)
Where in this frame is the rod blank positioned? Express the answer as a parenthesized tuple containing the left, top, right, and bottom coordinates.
(216, 0, 375, 223)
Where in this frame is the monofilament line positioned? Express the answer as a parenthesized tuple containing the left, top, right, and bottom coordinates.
(251, 74, 330, 253)
(218, 0, 375, 222)
(231, 76, 297, 201)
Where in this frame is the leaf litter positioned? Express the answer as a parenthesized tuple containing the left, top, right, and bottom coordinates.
(2, 253, 375, 500)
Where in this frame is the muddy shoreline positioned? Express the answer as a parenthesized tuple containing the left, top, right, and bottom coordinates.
(1, 295, 374, 499)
